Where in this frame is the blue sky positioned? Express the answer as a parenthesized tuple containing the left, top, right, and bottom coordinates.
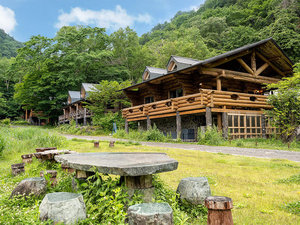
(0, 0, 205, 42)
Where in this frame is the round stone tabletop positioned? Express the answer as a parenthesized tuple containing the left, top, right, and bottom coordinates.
(55, 152, 178, 176)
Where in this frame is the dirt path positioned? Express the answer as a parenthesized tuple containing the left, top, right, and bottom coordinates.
(63, 134, 300, 162)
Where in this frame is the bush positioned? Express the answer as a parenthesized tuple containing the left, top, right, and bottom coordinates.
(0, 118, 10, 126)
(283, 201, 300, 215)
(92, 112, 124, 132)
(0, 133, 5, 155)
(144, 125, 168, 142)
(198, 126, 224, 145)
(11, 120, 30, 125)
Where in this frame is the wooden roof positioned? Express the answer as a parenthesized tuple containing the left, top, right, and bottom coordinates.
(124, 38, 293, 91)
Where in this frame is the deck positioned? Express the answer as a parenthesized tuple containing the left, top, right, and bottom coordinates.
(122, 89, 272, 122)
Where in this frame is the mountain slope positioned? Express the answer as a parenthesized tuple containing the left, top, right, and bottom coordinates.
(0, 29, 23, 58)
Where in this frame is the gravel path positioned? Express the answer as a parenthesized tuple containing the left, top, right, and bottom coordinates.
(63, 134, 300, 162)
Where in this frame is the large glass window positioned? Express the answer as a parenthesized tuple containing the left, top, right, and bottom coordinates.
(170, 88, 183, 98)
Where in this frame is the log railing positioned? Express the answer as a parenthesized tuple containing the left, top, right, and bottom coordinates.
(122, 89, 272, 121)
(58, 108, 92, 123)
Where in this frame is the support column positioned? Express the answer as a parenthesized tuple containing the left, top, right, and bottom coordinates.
(147, 115, 151, 130)
(125, 118, 129, 133)
(176, 111, 181, 139)
(261, 114, 266, 139)
(83, 108, 87, 126)
(222, 112, 228, 140)
(75, 104, 78, 126)
(125, 175, 154, 203)
(217, 113, 222, 131)
(205, 107, 212, 128)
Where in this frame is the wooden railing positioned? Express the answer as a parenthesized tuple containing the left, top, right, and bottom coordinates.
(122, 89, 272, 121)
(58, 109, 92, 122)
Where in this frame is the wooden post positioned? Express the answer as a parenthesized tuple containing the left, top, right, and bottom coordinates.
(94, 141, 99, 148)
(25, 109, 28, 121)
(217, 113, 222, 131)
(222, 112, 228, 140)
(261, 114, 266, 138)
(206, 107, 212, 128)
(125, 118, 129, 133)
(216, 78, 222, 91)
(75, 104, 78, 126)
(83, 108, 87, 126)
(147, 115, 151, 130)
(176, 111, 181, 139)
(205, 196, 233, 225)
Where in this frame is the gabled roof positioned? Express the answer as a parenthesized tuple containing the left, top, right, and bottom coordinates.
(170, 55, 201, 66)
(167, 55, 201, 72)
(68, 91, 81, 104)
(123, 38, 294, 91)
(82, 83, 97, 92)
(143, 66, 167, 81)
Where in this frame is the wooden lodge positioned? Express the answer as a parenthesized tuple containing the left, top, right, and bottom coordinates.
(121, 38, 294, 140)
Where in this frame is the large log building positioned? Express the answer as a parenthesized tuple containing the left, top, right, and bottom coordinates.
(121, 38, 294, 140)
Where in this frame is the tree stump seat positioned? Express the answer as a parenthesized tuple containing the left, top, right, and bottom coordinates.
(11, 163, 25, 176)
(35, 147, 57, 153)
(21, 154, 34, 164)
(127, 203, 173, 225)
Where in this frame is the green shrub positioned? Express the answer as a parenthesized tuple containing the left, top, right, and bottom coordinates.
(92, 112, 124, 132)
(144, 125, 167, 142)
(0, 118, 10, 126)
(278, 173, 300, 184)
(0, 133, 5, 155)
(198, 126, 224, 145)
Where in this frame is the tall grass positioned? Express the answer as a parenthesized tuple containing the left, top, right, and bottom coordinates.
(0, 127, 66, 159)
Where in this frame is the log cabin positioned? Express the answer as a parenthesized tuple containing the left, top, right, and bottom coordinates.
(58, 83, 122, 125)
(121, 38, 294, 140)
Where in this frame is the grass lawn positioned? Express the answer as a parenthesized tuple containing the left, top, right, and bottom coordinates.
(0, 127, 299, 224)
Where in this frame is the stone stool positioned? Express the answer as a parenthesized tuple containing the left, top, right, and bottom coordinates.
(205, 196, 233, 225)
(177, 177, 211, 205)
(127, 203, 173, 225)
(10, 177, 47, 198)
(40, 170, 57, 186)
(39, 192, 86, 224)
(21, 154, 33, 164)
(11, 163, 25, 176)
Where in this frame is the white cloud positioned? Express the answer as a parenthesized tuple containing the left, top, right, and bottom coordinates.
(55, 5, 152, 30)
(0, 5, 17, 34)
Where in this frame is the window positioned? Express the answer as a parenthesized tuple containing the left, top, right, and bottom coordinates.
(170, 88, 183, 98)
(145, 96, 154, 104)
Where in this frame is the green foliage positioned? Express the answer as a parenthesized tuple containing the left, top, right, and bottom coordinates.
(267, 68, 300, 142)
(282, 201, 300, 215)
(0, 118, 10, 126)
(0, 29, 22, 58)
(10, 120, 30, 125)
(278, 173, 300, 184)
(198, 126, 224, 145)
(0, 133, 4, 155)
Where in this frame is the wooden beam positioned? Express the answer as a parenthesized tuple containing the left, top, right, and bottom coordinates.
(255, 63, 269, 76)
(251, 51, 256, 74)
(205, 50, 251, 68)
(256, 51, 285, 77)
(237, 58, 254, 74)
(216, 76, 222, 91)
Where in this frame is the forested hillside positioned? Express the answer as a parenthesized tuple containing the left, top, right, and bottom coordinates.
(0, 0, 299, 122)
(141, 0, 300, 68)
(0, 29, 22, 58)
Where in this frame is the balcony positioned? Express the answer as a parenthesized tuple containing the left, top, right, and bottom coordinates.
(122, 89, 272, 121)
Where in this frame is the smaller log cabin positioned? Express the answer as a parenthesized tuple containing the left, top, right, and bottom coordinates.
(122, 38, 294, 140)
(58, 83, 120, 125)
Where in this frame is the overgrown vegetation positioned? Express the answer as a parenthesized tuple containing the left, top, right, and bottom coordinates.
(0, 127, 299, 224)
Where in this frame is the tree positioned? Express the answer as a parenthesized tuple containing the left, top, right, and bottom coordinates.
(0, 92, 7, 118)
(267, 64, 300, 142)
(85, 80, 131, 130)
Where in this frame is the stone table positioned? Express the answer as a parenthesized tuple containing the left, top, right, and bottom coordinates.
(55, 152, 178, 201)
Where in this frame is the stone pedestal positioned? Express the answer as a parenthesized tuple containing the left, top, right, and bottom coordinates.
(10, 177, 47, 198)
(125, 175, 154, 202)
(61, 164, 75, 173)
(205, 196, 233, 225)
(127, 203, 173, 225)
(39, 192, 86, 224)
(11, 163, 25, 176)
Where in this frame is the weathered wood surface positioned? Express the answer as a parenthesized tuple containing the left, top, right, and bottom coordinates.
(205, 196, 233, 225)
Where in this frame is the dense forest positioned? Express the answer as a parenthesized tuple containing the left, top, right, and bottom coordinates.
(0, 0, 299, 122)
